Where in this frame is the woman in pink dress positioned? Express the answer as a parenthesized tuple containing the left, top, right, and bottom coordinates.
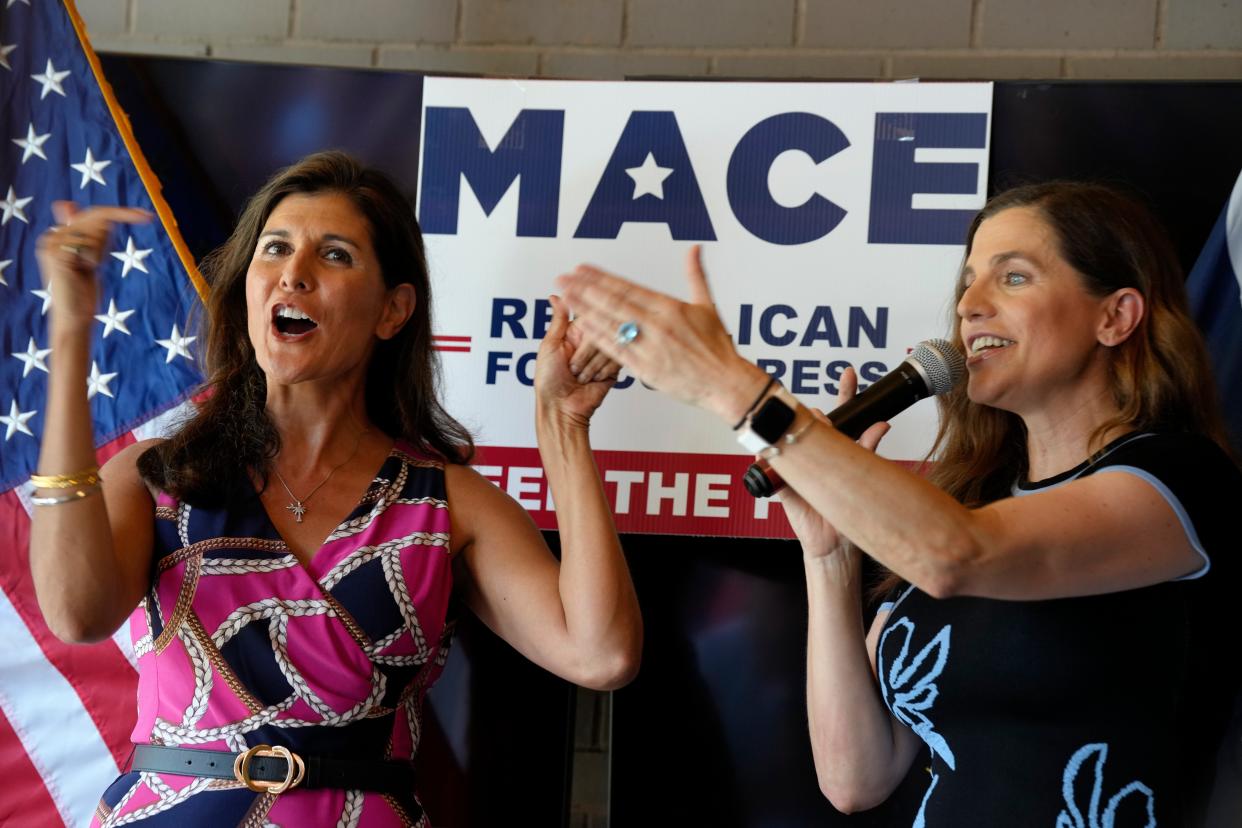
(29, 151, 641, 827)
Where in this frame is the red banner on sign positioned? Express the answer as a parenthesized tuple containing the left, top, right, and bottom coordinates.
(473, 446, 920, 539)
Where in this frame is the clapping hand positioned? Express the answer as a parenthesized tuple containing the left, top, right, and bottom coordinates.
(779, 367, 889, 560)
(534, 295, 622, 428)
(556, 245, 768, 424)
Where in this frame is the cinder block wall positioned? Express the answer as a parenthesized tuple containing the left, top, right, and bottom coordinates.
(80, 0, 1241, 79)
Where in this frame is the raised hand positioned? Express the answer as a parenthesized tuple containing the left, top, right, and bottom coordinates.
(556, 244, 769, 424)
(534, 294, 620, 428)
(34, 201, 152, 332)
(779, 367, 889, 560)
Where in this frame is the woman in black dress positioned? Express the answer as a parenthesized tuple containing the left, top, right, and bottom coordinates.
(557, 181, 1241, 826)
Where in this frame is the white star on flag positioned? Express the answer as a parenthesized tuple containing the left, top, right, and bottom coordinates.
(95, 298, 136, 337)
(31, 284, 52, 315)
(13, 123, 51, 164)
(0, 259, 10, 287)
(86, 362, 118, 400)
(0, 43, 16, 72)
(6, 0, 32, 8)
(155, 324, 196, 363)
(0, 400, 37, 441)
(625, 152, 675, 200)
(13, 337, 51, 378)
(0, 186, 32, 225)
(31, 57, 69, 100)
(111, 236, 153, 276)
(71, 148, 111, 189)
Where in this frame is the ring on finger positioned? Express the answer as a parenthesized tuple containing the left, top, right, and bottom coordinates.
(59, 242, 89, 258)
(615, 320, 640, 347)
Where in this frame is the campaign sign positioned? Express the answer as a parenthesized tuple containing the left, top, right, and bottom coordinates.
(417, 78, 992, 537)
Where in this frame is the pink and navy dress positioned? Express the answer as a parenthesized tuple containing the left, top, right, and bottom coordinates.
(92, 443, 455, 828)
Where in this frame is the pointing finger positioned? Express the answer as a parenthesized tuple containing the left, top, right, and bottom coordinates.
(685, 244, 714, 306)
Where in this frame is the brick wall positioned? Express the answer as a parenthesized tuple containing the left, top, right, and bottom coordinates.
(79, 0, 1242, 79)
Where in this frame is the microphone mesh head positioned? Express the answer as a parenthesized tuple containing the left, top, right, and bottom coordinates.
(912, 338, 965, 395)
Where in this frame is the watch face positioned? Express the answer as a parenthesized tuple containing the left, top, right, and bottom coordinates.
(750, 395, 796, 443)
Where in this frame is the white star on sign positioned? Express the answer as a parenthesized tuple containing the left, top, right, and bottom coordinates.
(71, 148, 110, 189)
(13, 337, 51, 377)
(0, 43, 16, 72)
(625, 152, 674, 200)
(155, 323, 196, 363)
(31, 284, 52, 314)
(0, 400, 37, 441)
(32, 58, 70, 100)
(13, 123, 51, 164)
(95, 298, 136, 337)
(1, 186, 32, 225)
(111, 236, 153, 277)
(86, 361, 118, 400)
(0, 259, 11, 287)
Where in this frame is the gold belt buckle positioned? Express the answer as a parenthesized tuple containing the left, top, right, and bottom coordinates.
(233, 744, 306, 794)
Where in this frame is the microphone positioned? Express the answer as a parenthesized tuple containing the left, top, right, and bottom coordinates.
(743, 339, 965, 498)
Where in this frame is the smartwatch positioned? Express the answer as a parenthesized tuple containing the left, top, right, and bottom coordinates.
(736, 391, 797, 453)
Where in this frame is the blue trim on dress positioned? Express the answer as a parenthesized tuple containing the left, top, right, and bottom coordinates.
(1009, 434, 1210, 582)
(1094, 465, 1211, 580)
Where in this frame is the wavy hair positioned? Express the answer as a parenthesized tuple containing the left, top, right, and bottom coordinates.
(138, 151, 473, 504)
(873, 181, 1230, 598)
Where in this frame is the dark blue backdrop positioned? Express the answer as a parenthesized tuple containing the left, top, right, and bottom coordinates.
(98, 58, 1242, 827)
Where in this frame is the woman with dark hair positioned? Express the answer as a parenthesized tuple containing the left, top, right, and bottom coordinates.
(30, 151, 641, 827)
(558, 181, 1241, 825)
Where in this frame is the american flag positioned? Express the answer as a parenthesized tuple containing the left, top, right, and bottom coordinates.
(1187, 168, 1242, 451)
(0, 2, 204, 825)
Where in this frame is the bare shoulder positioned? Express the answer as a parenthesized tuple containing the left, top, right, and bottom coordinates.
(443, 461, 538, 555)
(101, 438, 165, 501)
(101, 438, 163, 476)
(443, 461, 507, 504)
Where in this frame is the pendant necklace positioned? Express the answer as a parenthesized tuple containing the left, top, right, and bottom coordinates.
(271, 429, 366, 523)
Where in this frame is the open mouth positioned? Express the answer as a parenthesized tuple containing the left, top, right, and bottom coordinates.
(969, 335, 1014, 356)
(273, 304, 319, 337)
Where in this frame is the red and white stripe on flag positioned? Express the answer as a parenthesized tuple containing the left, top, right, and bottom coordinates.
(0, 0, 206, 821)
(0, 402, 193, 827)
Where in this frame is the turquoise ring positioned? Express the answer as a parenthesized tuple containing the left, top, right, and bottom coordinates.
(615, 320, 640, 346)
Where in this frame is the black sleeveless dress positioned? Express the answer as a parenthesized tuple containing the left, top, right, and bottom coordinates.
(875, 432, 1241, 827)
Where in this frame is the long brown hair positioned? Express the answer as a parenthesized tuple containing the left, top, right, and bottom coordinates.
(138, 151, 473, 505)
(873, 181, 1230, 598)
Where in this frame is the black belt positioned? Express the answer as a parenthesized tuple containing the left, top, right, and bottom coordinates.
(132, 743, 417, 795)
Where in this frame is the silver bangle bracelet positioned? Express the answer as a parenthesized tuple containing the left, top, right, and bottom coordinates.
(757, 404, 816, 460)
(31, 486, 101, 506)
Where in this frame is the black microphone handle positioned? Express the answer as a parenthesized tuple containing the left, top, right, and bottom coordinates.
(741, 358, 932, 498)
(826, 358, 932, 439)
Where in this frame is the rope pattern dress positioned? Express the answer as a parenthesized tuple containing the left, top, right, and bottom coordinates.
(92, 444, 455, 828)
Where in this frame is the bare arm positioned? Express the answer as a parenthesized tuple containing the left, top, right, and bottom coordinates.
(806, 562, 923, 812)
(778, 376, 922, 810)
(448, 296, 641, 689)
(765, 424, 1200, 600)
(29, 203, 155, 642)
(557, 251, 1201, 601)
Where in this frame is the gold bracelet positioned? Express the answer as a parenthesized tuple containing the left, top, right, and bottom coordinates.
(30, 467, 101, 489)
(30, 485, 101, 506)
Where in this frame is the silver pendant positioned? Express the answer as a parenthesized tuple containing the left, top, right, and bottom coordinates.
(286, 500, 307, 523)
